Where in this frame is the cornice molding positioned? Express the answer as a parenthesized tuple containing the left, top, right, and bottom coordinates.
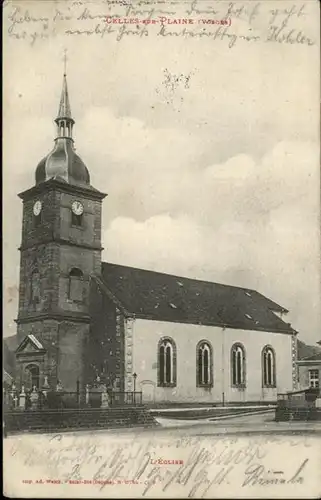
(19, 237, 103, 252)
(296, 359, 321, 365)
(132, 313, 296, 335)
(18, 179, 107, 201)
(15, 311, 91, 325)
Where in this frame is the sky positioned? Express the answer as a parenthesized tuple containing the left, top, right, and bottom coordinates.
(3, 0, 321, 344)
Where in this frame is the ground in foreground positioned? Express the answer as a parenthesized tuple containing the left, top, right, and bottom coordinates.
(4, 412, 321, 499)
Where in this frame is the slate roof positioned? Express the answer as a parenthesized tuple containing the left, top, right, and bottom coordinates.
(57, 74, 72, 120)
(101, 262, 295, 334)
(36, 141, 91, 187)
(297, 339, 321, 362)
(3, 370, 13, 385)
(28, 334, 44, 350)
(299, 352, 321, 362)
(16, 334, 46, 354)
(297, 340, 321, 360)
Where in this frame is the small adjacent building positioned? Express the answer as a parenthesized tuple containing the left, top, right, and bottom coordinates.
(297, 340, 321, 391)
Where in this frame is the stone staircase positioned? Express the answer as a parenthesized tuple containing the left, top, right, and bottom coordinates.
(4, 405, 159, 434)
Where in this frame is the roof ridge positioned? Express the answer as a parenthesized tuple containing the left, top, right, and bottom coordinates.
(301, 352, 321, 360)
(101, 262, 294, 333)
(102, 261, 256, 293)
(102, 261, 287, 313)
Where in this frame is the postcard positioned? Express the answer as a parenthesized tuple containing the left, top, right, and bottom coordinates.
(3, 0, 321, 498)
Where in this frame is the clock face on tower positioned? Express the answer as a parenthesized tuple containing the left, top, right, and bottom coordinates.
(33, 200, 42, 216)
(71, 201, 84, 215)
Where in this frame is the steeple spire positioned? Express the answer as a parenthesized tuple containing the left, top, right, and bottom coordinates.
(57, 74, 73, 120)
(55, 49, 74, 140)
(35, 54, 92, 188)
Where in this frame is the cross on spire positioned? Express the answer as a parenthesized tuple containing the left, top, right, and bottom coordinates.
(55, 50, 74, 132)
(63, 48, 68, 76)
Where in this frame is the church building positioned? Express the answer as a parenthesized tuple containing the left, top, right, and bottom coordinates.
(14, 71, 298, 404)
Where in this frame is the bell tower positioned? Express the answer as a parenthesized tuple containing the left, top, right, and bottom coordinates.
(15, 61, 106, 391)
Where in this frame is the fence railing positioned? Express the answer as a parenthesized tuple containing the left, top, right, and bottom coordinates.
(3, 386, 143, 412)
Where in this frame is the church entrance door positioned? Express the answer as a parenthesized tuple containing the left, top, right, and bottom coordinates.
(25, 364, 40, 389)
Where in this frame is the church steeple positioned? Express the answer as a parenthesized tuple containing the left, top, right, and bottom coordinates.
(35, 53, 91, 187)
(16, 58, 106, 393)
(55, 52, 74, 140)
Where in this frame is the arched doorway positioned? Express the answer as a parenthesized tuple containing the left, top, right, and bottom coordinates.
(25, 364, 40, 389)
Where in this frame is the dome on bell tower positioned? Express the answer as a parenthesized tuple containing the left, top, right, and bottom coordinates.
(35, 67, 91, 188)
(35, 142, 91, 187)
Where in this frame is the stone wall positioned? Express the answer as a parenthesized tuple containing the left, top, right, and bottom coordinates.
(18, 243, 60, 317)
(16, 182, 105, 393)
(297, 363, 321, 389)
(16, 318, 90, 391)
(4, 406, 158, 433)
(86, 279, 125, 390)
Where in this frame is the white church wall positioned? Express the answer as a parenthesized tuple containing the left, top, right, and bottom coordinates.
(131, 318, 223, 404)
(129, 318, 294, 404)
(223, 328, 293, 403)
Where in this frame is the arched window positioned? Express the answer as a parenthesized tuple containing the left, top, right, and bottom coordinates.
(34, 212, 42, 227)
(68, 268, 84, 302)
(71, 212, 83, 227)
(30, 269, 40, 305)
(231, 343, 246, 387)
(196, 341, 213, 387)
(158, 337, 176, 387)
(262, 346, 276, 387)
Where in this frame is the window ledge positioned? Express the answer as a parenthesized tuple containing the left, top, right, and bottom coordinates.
(158, 383, 176, 388)
(232, 384, 246, 390)
(197, 383, 213, 389)
(263, 385, 277, 389)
